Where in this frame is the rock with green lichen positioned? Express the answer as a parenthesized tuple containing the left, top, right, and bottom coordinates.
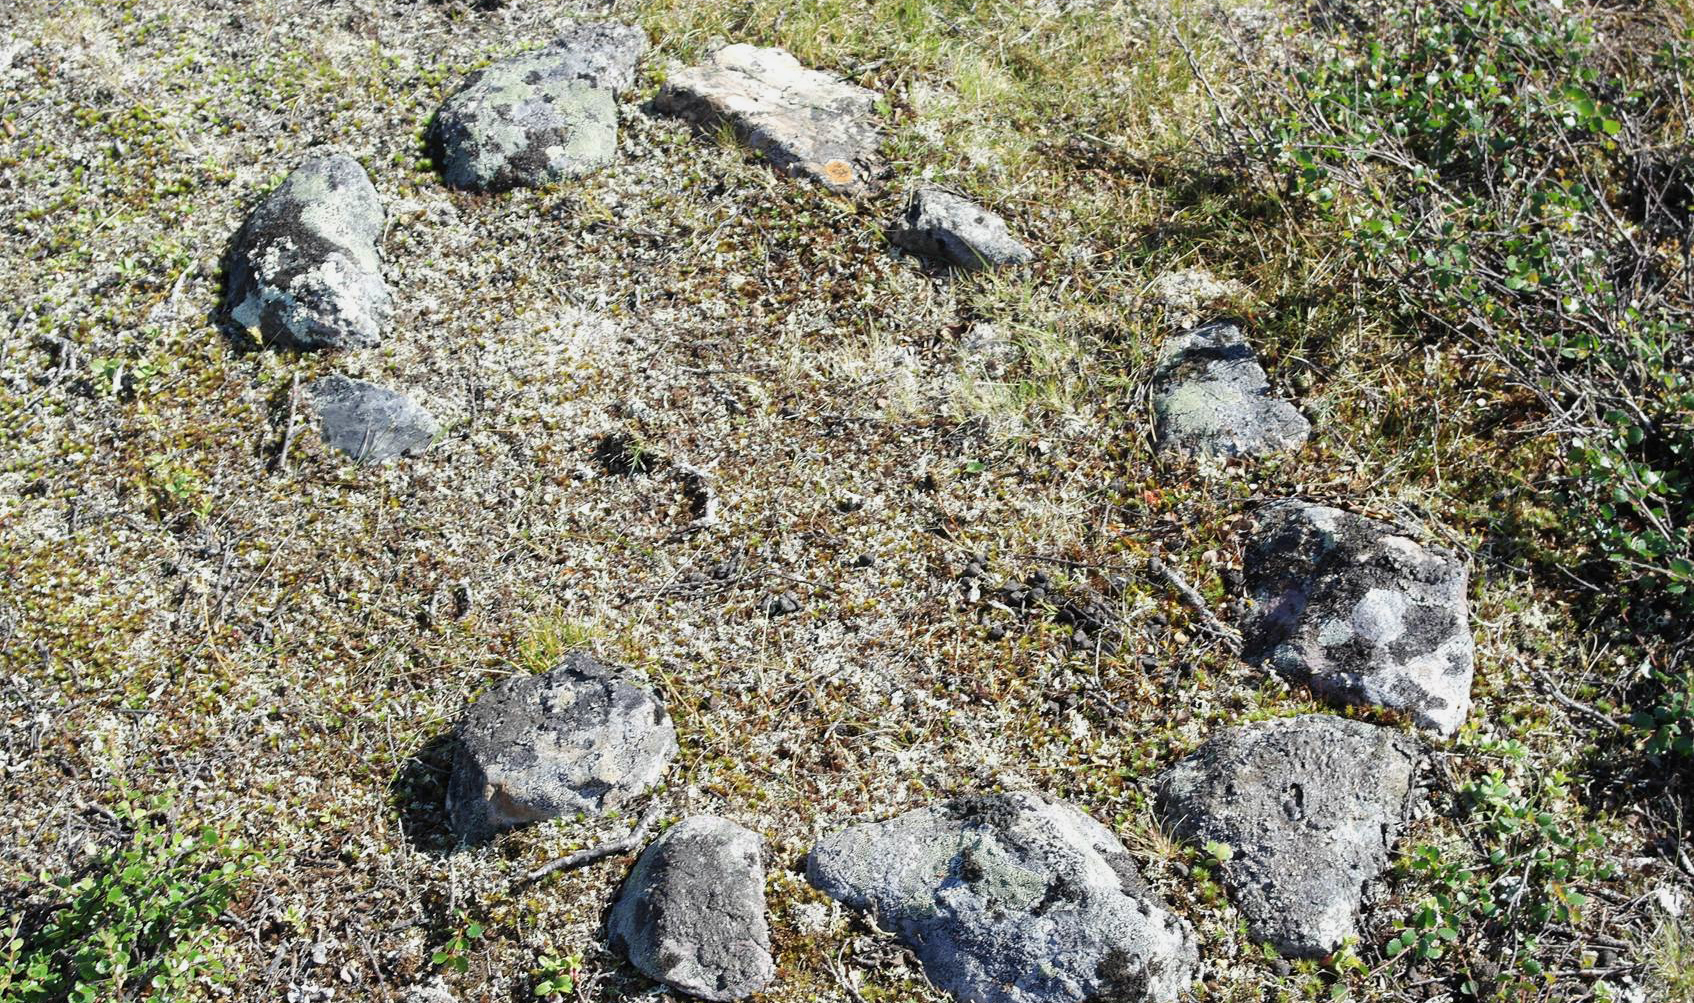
(807, 792, 1197, 1003)
(224, 154, 391, 350)
(609, 816, 775, 1002)
(890, 188, 1032, 271)
(308, 375, 439, 464)
(1242, 501, 1475, 735)
(1151, 320, 1309, 459)
(1155, 714, 1420, 958)
(431, 30, 636, 193)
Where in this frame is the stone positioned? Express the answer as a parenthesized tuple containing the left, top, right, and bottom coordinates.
(224, 154, 391, 350)
(432, 44, 621, 192)
(890, 189, 1032, 270)
(308, 375, 439, 464)
(655, 44, 881, 194)
(544, 22, 650, 93)
(808, 792, 1197, 1003)
(1151, 321, 1310, 459)
(608, 816, 775, 1001)
(1155, 714, 1419, 957)
(446, 653, 677, 841)
(1242, 500, 1475, 735)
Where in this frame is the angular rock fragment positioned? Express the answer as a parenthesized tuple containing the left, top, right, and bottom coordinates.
(432, 36, 627, 192)
(446, 653, 677, 841)
(890, 188, 1032, 270)
(224, 154, 391, 350)
(308, 375, 439, 464)
(808, 792, 1196, 1003)
(1152, 321, 1310, 459)
(609, 816, 775, 1001)
(1242, 500, 1475, 735)
(655, 44, 881, 194)
(1155, 714, 1419, 957)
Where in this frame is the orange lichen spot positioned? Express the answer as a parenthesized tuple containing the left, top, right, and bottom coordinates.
(821, 160, 856, 187)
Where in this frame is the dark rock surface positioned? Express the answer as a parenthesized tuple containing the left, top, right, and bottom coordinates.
(224, 154, 391, 350)
(446, 653, 677, 841)
(1151, 321, 1310, 459)
(308, 375, 438, 464)
(608, 816, 775, 1001)
(1242, 500, 1475, 735)
(808, 792, 1197, 1003)
(655, 44, 881, 194)
(1155, 714, 1420, 957)
(890, 188, 1032, 270)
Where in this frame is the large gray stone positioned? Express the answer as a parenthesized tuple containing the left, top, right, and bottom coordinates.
(1155, 714, 1419, 958)
(890, 188, 1032, 270)
(308, 375, 439, 464)
(446, 653, 677, 841)
(808, 793, 1196, 1003)
(543, 22, 650, 93)
(655, 44, 881, 194)
(1242, 501, 1475, 735)
(1152, 321, 1310, 459)
(225, 154, 391, 350)
(432, 46, 620, 192)
(608, 816, 774, 1001)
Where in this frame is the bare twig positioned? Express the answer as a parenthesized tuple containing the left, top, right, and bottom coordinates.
(1532, 668, 1624, 733)
(274, 373, 301, 473)
(524, 801, 662, 882)
(1146, 557, 1242, 649)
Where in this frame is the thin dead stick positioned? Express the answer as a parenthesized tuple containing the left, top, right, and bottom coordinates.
(275, 373, 301, 472)
(524, 801, 662, 882)
(1532, 668, 1624, 733)
(1147, 557, 1242, 648)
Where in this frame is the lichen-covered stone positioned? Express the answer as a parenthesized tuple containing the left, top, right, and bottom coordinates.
(1152, 321, 1310, 459)
(543, 22, 649, 93)
(308, 375, 439, 464)
(655, 44, 881, 194)
(1155, 714, 1420, 957)
(1242, 501, 1475, 735)
(890, 188, 1032, 270)
(224, 154, 391, 350)
(609, 817, 774, 1001)
(808, 793, 1197, 1003)
(446, 653, 677, 841)
(432, 48, 619, 193)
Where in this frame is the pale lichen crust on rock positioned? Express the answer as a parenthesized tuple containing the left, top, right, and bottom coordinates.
(1151, 320, 1310, 460)
(808, 792, 1197, 1003)
(1242, 500, 1476, 735)
(889, 188, 1033, 271)
(224, 153, 392, 350)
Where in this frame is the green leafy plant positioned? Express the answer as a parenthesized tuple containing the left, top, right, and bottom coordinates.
(0, 795, 262, 1003)
(532, 951, 582, 1000)
(431, 920, 483, 975)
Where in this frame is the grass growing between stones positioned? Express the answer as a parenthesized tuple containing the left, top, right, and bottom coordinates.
(0, 0, 1689, 1000)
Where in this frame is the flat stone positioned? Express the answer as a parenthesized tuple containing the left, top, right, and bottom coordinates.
(224, 154, 391, 350)
(308, 375, 439, 464)
(432, 48, 619, 192)
(808, 792, 1197, 1003)
(1155, 714, 1420, 957)
(446, 653, 677, 841)
(1242, 500, 1475, 735)
(609, 816, 775, 1001)
(655, 44, 881, 194)
(1152, 321, 1310, 459)
(890, 188, 1032, 270)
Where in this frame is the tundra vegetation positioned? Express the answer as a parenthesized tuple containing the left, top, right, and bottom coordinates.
(1, 0, 1690, 1001)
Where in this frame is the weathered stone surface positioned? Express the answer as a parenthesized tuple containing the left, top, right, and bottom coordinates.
(446, 653, 677, 841)
(308, 375, 439, 464)
(1242, 501, 1475, 735)
(432, 46, 619, 192)
(1155, 714, 1419, 957)
(808, 792, 1197, 1003)
(609, 816, 774, 1001)
(1152, 321, 1310, 459)
(890, 188, 1032, 270)
(545, 22, 650, 93)
(655, 44, 881, 194)
(224, 154, 391, 350)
